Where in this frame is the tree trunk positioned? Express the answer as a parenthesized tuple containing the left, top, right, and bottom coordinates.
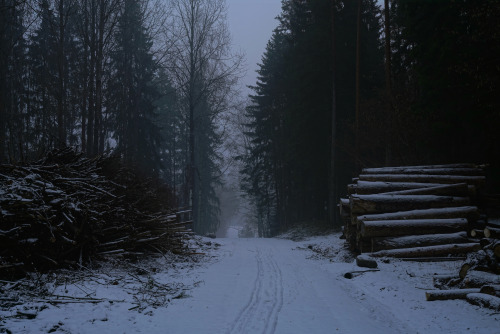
(356, 254, 378, 268)
(370, 243, 480, 258)
(57, 0, 66, 147)
(360, 218, 468, 238)
(362, 166, 484, 176)
(0, 88, 5, 163)
(466, 293, 500, 311)
(381, 183, 473, 197)
(94, 0, 105, 154)
(188, 0, 197, 232)
(350, 194, 470, 215)
(480, 285, 500, 297)
(353, 180, 444, 195)
(328, 0, 339, 227)
(484, 227, 500, 239)
(462, 270, 500, 288)
(354, 0, 361, 170)
(470, 229, 484, 238)
(359, 173, 485, 186)
(383, 0, 392, 166)
(371, 231, 470, 252)
(355, 206, 479, 224)
(362, 163, 480, 173)
(494, 242, 500, 259)
(87, 0, 96, 156)
(425, 289, 480, 301)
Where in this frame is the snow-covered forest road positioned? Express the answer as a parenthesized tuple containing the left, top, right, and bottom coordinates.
(161, 238, 412, 334)
(158, 236, 498, 334)
(2, 234, 498, 333)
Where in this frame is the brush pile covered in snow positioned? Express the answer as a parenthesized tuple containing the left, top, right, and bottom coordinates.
(0, 148, 190, 279)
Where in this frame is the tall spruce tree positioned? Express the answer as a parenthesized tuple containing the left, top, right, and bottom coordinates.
(27, 0, 59, 154)
(108, 0, 162, 175)
(391, 0, 500, 168)
(241, 0, 384, 234)
(0, 0, 27, 162)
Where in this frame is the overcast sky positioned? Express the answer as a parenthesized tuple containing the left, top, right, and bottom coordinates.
(227, 0, 283, 96)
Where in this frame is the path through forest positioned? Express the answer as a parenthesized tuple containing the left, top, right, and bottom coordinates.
(3, 235, 498, 333)
(156, 237, 497, 334)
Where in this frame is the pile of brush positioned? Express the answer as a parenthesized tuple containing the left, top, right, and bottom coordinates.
(0, 148, 191, 279)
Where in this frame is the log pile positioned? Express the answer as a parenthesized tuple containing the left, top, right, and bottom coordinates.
(0, 148, 191, 279)
(427, 237, 500, 311)
(340, 164, 486, 258)
(340, 163, 500, 310)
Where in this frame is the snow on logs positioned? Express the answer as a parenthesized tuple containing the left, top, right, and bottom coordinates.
(370, 243, 481, 259)
(340, 163, 486, 258)
(345, 164, 500, 311)
(350, 194, 470, 215)
(360, 219, 469, 238)
(370, 232, 470, 252)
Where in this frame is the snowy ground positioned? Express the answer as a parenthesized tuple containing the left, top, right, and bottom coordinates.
(1, 231, 499, 334)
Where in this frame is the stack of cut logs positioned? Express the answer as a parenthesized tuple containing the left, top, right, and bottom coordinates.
(340, 163, 486, 259)
(427, 235, 500, 311)
(340, 163, 500, 310)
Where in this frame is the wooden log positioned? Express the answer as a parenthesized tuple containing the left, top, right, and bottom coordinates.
(357, 238, 372, 254)
(466, 293, 500, 311)
(362, 167, 484, 176)
(462, 271, 500, 288)
(425, 289, 480, 301)
(359, 174, 485, 186)
(355, 206, 479, 225)
(459, 250, 490, 279)
(339, 198, 350, 220)
(356, 254, 378, 268)
(350, 194, 470, 215)
(370, 243, 481, 258)
(355, 181, 443, 195)
(362, 163, 481, 173)
(381, 183, 473, 197)
(360, 219, 469, 238)
(484, 227, 500, 239)
(371, 232, 470, 252)
(343, 269, 380, 279)
(458, 263, 494, 280)
(469, 229, 485, 238)
(480, 285, 500, 297)
(347, 183, 357, 195)
(486, 219, 500, 229)
(433, 275, 461, 288)
(400, 257, 465, 262)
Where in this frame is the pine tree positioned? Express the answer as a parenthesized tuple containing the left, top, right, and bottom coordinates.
(241, 0, 384, 234)
(108, 0, 162, 175)
(391, 0, 500, 167)
(27, 0, 59, 154)
(0, 0, 27, 162)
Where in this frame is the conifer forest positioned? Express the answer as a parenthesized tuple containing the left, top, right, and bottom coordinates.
(1, 0, 499, 238)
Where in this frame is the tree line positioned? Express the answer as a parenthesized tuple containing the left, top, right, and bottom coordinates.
(0, 0, 242, 235)
(240, 0, 500, 237)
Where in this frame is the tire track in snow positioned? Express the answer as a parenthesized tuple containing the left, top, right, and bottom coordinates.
(227, 247, 284, 334)
(263, 251, 283, 334)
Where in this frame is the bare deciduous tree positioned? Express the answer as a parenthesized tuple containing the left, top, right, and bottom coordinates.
(164, 0, 243, 231)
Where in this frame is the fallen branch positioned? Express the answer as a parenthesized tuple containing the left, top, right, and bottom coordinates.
(343, 269, 380, 279)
